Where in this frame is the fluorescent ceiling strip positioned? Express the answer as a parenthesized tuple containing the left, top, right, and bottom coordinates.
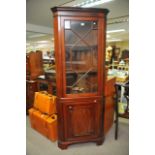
(107, 39, 122, 42)
(36, 40, 50, 43)
(107, 29, 125, 33)
(74, 0, 114, 7)
(35, 44, 52, 48)
(28, 34, 47, 38)
(83, 0, 113, 7)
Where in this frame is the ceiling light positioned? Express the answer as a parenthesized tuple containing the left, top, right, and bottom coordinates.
(107, 29, 125, 34)
(74, 0, 114, 8)
(28, 34, 47, 38)
(36, 44, 52, 48)
(107, 39, 122, 42)
(106, 34, 110, 38)
(36, 40, 50, 44)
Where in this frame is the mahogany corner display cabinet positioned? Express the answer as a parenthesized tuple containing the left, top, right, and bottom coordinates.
(51, 7, 109, 149)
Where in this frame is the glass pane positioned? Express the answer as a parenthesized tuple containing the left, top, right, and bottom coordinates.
(65, 20, 71, 29)
(65, 20, 98, 94)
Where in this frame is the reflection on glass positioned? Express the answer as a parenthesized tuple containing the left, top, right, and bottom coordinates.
(65, 20, 71, 29)
(65, 20, 98, 94)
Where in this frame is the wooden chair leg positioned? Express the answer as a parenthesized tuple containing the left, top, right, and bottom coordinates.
(114, 83, 129, 140)
(125, 96, 129, 113)
(114, 87, 119, 140)
(115, 116, 118, 140)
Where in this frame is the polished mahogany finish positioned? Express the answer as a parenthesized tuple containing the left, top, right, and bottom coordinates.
(26, 51, 44, 114)
(51, 7, 109, 149)
(28, 51, 44, 80)
(104, 77, 116, 134)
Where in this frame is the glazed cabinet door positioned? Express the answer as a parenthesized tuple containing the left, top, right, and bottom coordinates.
(62, 18, 104, 97)
(63, 99, 101, 140)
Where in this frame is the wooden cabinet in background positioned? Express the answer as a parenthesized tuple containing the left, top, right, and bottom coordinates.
(27, 51, 44, 80)
(26, 80, 37, 114)
(36, 78, 53, 94)
(26, 54, 30, 80)
(26, 51, 44, 114)
(51, 7, 109, 149)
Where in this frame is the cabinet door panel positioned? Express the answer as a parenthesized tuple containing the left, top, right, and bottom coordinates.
(64, 101, 100, 140)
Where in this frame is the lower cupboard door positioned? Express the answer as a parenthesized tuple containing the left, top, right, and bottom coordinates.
(63, 101, 101, 141)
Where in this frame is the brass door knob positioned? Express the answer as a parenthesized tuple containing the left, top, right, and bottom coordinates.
(68, 106, 73, 110)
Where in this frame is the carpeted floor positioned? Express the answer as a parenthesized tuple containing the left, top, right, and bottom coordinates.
(26, 116, 129, 155)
